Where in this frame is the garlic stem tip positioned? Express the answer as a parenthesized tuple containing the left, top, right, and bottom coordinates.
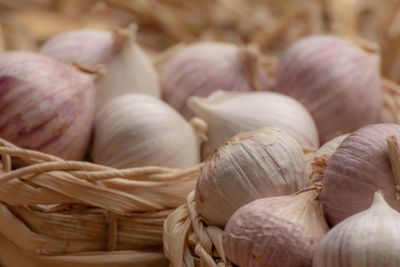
(372, 190, 391, 208)
(374, 190, 385, 198)
(112, 24, 137, 50)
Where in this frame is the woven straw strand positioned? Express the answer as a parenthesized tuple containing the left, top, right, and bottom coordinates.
(163, 191, 230, 267)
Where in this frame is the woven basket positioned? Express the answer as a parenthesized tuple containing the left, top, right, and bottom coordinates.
(0, 138, 202, 267)
(163, 82, 400, 267)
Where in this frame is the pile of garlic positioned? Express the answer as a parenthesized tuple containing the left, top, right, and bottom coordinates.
(200, 123, 400, 267)
(158, 36, 400, 266)
(1, 21, 399, 267)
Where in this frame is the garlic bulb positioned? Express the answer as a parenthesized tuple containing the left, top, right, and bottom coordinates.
(313, 191, 400, 267)
(307, 134, 349, 183)
(321, 123, 400, 225)
(40, 24, 160, 110)
(195, 127, 309, 227)
(223, 185, 329, 267)
(0, 51, 96, 160)
(92, 94, 203, 168)
(275, 35, 382, 144)
(161, 42, 273, 119)
(188, 90, 319, 159)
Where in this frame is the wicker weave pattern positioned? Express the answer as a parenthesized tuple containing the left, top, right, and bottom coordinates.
(0, 138, 201, 266)
(164, 191, 230, 267)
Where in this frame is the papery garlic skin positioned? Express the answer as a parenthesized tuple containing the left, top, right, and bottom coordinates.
(195, 127, 308, 227)
(321, 123, 400, 225)
(223, 187, 329, 267)
(313, 192, 400, 267)
(161, 42, 272, 119)
(40, 30, 114, 66)
(92, 94, 201, 168)
(276, 35, 382, 144)
(40, 27, 160, 110)
(188, 90, 319, 159)
(0, 52, 96, 160)
(307, 134, 349, 183)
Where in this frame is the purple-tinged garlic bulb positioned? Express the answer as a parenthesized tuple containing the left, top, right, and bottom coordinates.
(0, 52, 96, 160)
(276, 35, 382, 144)
(321, 123, 400, 225)
(161, 42, 273, 119)
(223, 185, 329, 267)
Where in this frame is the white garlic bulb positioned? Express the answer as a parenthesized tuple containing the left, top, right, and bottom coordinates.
(161, 42, 273, 119)
(188, 90, 319, 159)
(195, 127, 309, 227)
(313, 191, 400, 267)
(40, 25, 160, 111)
(223, 186, 329, 267)
(92, 94, 203, 168)
(307, 134, 349, 183)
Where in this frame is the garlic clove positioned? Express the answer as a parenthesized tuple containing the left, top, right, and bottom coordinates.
(161, 42, 273, 119)
(307, 134, 349, 183)
(313, 191, 400, 267)
(195, 127, 309, 227)
(40, 24, 160, 111)
(188, 90, 319, 159)
(92, 93, 203, 169)
(275, 35, 382, 144)
(223, 185, 329, 267)
(321, 123, 400, 225)
(0, 51, 96, 160)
